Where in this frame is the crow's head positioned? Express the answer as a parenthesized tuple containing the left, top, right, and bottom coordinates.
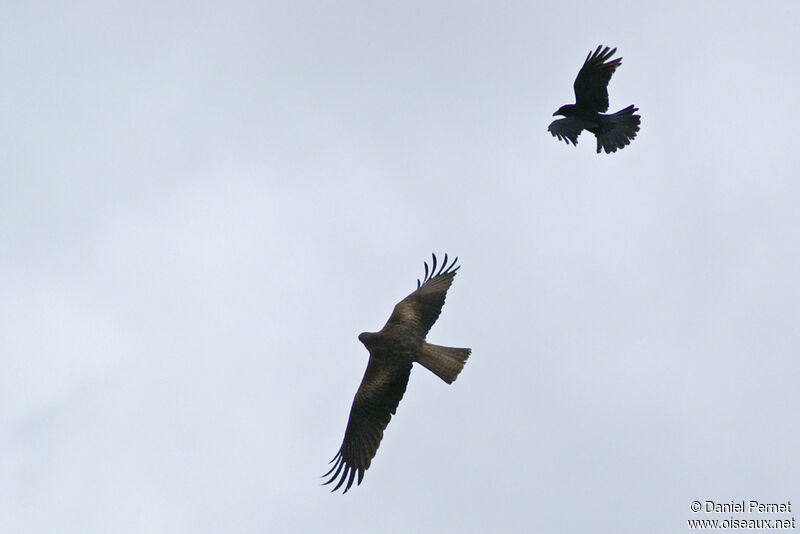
(553, 104, 576, 117)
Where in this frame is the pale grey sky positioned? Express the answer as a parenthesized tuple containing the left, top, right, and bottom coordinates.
(2, 1, 799, 533)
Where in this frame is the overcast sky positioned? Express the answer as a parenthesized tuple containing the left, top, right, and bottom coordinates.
(2, 1, 799, 532)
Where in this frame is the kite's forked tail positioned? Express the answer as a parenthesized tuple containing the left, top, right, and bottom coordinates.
(417, 343, 471, 384)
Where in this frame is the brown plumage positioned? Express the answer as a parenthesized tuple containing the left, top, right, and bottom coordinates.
(323, 253, 470, 493)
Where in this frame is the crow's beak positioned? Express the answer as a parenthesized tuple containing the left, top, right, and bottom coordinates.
(552, 111, 558, 116)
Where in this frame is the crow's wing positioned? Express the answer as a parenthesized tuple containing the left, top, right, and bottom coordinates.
(548, 117, 597, 146)
(573, 45, 621, 113)
(382, 253, 460, 338)
(323, 357, 412, 493)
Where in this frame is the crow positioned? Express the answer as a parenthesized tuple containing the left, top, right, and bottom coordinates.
(323, 254, 470, 493)
(548, 45, 640, 154)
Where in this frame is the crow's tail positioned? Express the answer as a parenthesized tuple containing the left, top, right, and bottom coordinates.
(596, 105, 641, 153)
(416, 343, 471, 384)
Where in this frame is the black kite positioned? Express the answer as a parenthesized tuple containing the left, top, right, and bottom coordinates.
(323, 253, 470, 493)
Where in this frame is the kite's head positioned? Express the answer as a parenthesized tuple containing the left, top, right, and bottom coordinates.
(358, 331, 385, 351)
(358, 332, 375, 346)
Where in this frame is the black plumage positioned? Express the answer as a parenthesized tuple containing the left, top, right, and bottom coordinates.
(548, 45, 641, 154)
